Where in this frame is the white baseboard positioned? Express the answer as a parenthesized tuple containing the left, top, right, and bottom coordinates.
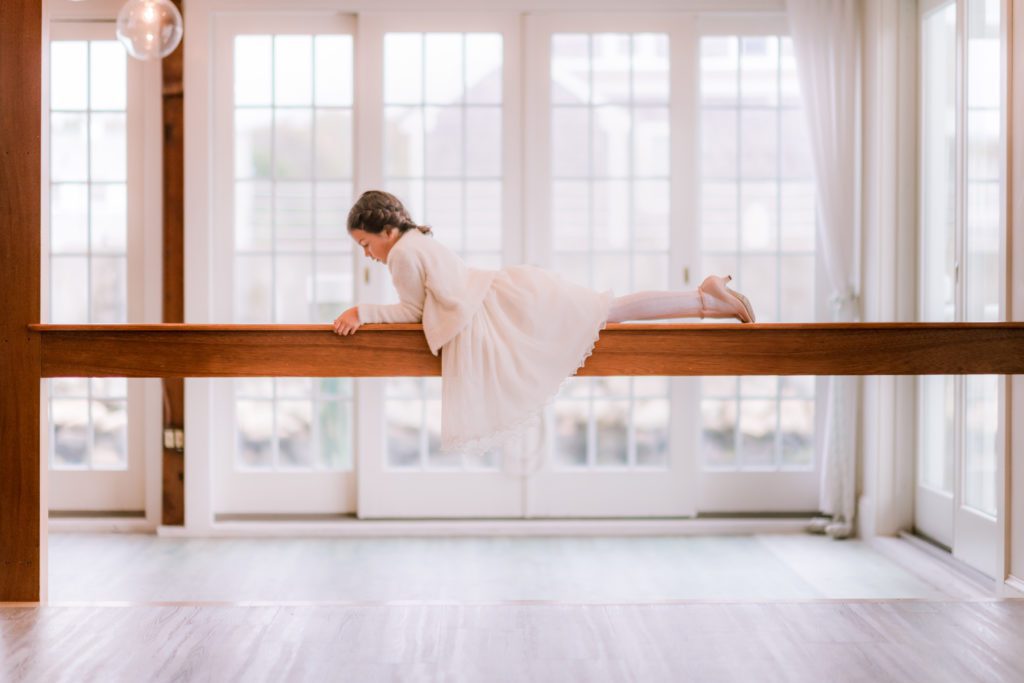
(1003, 575, 1024, 597)
(49, 518, 157, 533)
(155, 517, 817, 538)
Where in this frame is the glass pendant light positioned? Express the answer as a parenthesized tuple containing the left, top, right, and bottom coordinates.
(116, 0, 183, 61)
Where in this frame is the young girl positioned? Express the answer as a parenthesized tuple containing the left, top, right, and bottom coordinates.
(333, 190, 754, 458)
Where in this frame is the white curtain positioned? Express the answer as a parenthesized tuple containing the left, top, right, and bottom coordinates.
(786, 0, 861, 539)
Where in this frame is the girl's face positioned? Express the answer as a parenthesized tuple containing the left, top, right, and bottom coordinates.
(349, 227, 400, 264)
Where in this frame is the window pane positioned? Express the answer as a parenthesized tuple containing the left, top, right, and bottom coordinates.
(919, 375, 954, 493)
(634, 398, 669, 467)
(235, 36, 272, 106)
(633, 34, 669, 104)
(275, 254, 312, 323)
(274, 35, 313, 106)
(90, 255, 126, 323)
(234, 254, 272, 323)
(701, 37, 738, 105)
(554, 400, 588, 467)
(51, 184, 88, 253)
(963, 375, 998, 515)
(237, 400, 273, 468)
(634, 179, 669, 250)
(701, 109, 738, 179)
(90, 184, 127, 253)
(464, 180, 502, 250)
(50, 256, 89, 324)
(274, 108, 313, 180)
(52, 399, 90, 468)
(700, 30, 816, 473)
(739, 399, 776, 467)
(315, 109, 352, 179)
(740, 182, 778, 251)
(90, 42, 126, 110)
(387, 399, 422, 468)
(465, 107, 501, 177)
(274, 182, 314, 251)
(780, 399, 814, 468)
(51, 113, 89, 182)
(552, 34, 590, 105)
(592, 105, 630, 177)
(316, 182, 354, 248)
(552, 107, 590, 177)
(51, 42, 88, 110)
(319, 400, 353, 470)
(385, 106, 424, 177)
(632, 106, 669, 177)
(740, 36, 778, 106)
(235, 180, 272, 250)
(702, 399, 736, 467)
(315, 36, 353, 106)
(424, 106, 464, 177)
(90, 113, 127, 181)
(921, 4, 958, 323)
(235, 108, 272, 180)
(277, 400, 313, 468)
(383, 32, 505, 470)
(465, 34, 502, 104)
(385, 33, 423, 104)
(91, 399, 127, 469)
(591, 180, 629, 250)
(425, 34, 464, 104)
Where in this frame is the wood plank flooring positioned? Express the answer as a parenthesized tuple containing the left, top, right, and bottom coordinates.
(3, 601, 1024, 682)
(2, 533, 1022, 681)
(45, 533, 989, 602)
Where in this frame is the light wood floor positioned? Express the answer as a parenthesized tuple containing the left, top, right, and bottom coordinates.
(44, 532, 993, 602)
(2, 533, 1022, 682)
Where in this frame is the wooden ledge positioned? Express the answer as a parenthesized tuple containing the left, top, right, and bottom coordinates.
(29, 322, 1024, 377)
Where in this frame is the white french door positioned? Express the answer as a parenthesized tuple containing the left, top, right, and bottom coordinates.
(210, 15, 358, 515)
(354, 13, 525, 517)
(692, 17, 823, 514)
(44, 21, 161, 513)
(521, 14, 697, 517)
(916, 0, 1005, 578)
(201, 8, 822, 519)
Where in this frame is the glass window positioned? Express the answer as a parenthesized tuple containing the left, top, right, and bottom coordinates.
(382, 32, 505, 471)
(232, 34, 355, 471)
(49, 39, 129, 470)
(698, 36, 816, 471)
(549, 33, 672, 470)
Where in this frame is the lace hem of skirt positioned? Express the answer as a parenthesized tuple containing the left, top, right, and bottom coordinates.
(439, 291, 615, 461)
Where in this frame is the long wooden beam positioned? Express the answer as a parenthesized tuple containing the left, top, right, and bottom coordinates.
(31, 322, 1024, 377)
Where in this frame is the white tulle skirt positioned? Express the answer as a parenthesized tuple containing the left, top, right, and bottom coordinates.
(439, 264, 614, 457)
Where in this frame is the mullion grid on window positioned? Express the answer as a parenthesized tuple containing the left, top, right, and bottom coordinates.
(382, 32, 501, 469)
(49, 40, 133, 470)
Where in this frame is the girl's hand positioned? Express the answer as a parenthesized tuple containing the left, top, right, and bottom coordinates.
(333, 306, 361, 336)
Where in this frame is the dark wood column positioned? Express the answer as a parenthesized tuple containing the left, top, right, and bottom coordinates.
(0, 0, 43, 601)
(161, 0, 185, 526)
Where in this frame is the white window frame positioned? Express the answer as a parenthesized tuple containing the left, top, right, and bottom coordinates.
(42, 12, 164, 521)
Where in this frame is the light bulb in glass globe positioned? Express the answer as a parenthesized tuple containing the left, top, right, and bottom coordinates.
(116, 0, 183, 61)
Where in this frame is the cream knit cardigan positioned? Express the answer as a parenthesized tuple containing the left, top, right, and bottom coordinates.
(356, 229, 497, 356)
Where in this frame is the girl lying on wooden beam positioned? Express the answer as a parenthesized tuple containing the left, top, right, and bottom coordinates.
(333, 190, 755, 459)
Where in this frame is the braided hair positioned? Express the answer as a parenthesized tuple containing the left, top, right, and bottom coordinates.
(346, 190, 433, 237)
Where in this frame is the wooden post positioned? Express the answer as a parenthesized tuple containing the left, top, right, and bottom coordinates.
(0, 0, 43, 602)
(162, 0, 185, 526)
